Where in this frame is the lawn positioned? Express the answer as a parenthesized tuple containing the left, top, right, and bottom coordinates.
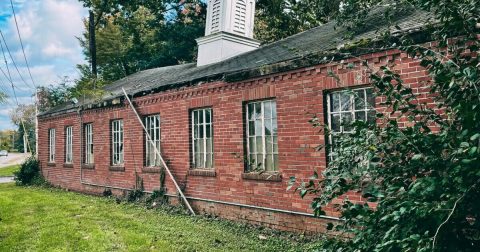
(0, 183, 323, 251)
(0, 164, 19, 177)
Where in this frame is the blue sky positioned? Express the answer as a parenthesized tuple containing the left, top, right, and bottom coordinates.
(0, 0, 87, 130)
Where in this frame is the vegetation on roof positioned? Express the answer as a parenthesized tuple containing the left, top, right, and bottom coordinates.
(39, 4, 432, 117)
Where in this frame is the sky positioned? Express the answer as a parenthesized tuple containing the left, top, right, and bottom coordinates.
(0, 0, 87, 130)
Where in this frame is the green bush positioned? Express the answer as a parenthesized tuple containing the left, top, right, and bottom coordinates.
(13, 157, 46, 186)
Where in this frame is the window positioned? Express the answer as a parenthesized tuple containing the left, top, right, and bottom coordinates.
(246, 100, 278, 172)
(65, 126, 73, 163)
(145, 115, 161, 167)
(48, 128, 55, 163)
(327, 87, 376, 158)
(111, 120, 124, 166)
(84, 124, 93, 164)
(191, 108, 213, 169)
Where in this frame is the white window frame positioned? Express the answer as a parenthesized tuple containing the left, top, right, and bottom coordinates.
(84, 123, 94, 164)
(111, 120, 124, 166)
(245, 100, 278, 172)
(326, 87, 376, 159)
(48, 128, 55, 163)
(145, 114, 161, 167)
(191, 108, 214, 169)
(65, 126, 73, 164)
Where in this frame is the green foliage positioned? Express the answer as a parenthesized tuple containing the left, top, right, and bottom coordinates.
(76, 0, 344, 82)
(127, 175, 145, 202)
(102, 188, 112, 197)
(255, 0, 342, 43)
(37, 78, 74, 113)
(9, 104, 36, 153)
(290, 0, 480, 251)
(0, 130, 15, 151)
(147, 167, 169, 206)
(13, 156, 46, 186)
(78, 0, 206, 82)
(0, 164, 20, 177)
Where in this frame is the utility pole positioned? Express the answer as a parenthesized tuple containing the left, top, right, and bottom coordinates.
(89, 10, 97, 88)
(23, 133, 27, 154)
(35, 88, 38, 156)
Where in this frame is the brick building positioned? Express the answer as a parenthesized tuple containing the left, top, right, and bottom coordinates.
(38, 1, 432, 233)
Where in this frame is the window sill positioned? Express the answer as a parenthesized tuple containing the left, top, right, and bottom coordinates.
(109, 166, 125, 172)
(47, 162, 56, 167)
(242, 172, 282, 182)
(188, 169, 216, 177)
(82, 164, 95, 170)
(63, 163, 74, 169)
(142, 166, 163, 174)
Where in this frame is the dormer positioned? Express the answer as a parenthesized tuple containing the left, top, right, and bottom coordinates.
(196, 0, 260, 66)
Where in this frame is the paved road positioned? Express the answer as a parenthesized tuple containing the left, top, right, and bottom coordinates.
(0, 176, 14, 183)
(0, 153, 30, 168)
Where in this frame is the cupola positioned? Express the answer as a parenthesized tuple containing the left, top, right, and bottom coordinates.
(196, 0, 260, 66)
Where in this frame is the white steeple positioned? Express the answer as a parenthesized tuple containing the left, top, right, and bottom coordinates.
(196, 0, 260, 66)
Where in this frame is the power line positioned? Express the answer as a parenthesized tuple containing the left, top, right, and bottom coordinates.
(10, 0, 36, 89)
(0, 29, 34, 91)
(0, 38, 13, 84)
(10, 0, 38, 156)
(0, 64, 32, 153)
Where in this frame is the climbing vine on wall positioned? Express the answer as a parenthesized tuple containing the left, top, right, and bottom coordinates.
(290, 0, 480, 251)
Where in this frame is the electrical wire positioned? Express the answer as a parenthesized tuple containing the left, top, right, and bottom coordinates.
(0, 50, 32, 153)
(0, 29, 34, 91)
(10, 0, 37, 89)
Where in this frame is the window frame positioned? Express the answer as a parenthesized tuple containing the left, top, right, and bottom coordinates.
(326, 86, 376, 159)
(48, 128, 55, 163)
(191, 107, 214, 169)
(245, 99, 279, 172)
(84, 123, 94, 164)
(145, 114, 161, 167)
(111, 119, 124, 166)
(65, 126, 73, 164)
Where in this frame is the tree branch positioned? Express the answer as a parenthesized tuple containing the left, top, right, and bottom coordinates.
(432, 178, 480, 250)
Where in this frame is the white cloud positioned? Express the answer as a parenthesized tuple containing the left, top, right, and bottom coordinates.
(42, 43, 75, 57)
(0, 108, 12, 117)
(5, 0, 87, 66)
(0, 0, 87, 130)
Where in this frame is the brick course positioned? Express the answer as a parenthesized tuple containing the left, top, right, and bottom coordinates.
(38, 49, 434, 233)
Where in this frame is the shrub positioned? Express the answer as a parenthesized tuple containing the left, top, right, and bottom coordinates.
(13, 156, 46, 186)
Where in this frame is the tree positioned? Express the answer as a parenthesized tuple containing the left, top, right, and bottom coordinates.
(0, 91, 7, 104)
(75, 0, 344, 85)
(289, 0, 480, 251)
(77, 0, 206, 83)
(0, 130, 16, 151)
(255, 0, 342, 43)
(37, 77, 74, 113)
(9, 104, 36, 153)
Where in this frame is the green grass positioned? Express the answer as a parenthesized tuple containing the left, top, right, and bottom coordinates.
(0, 183, 324, 251)
(0, 165, 19, 177)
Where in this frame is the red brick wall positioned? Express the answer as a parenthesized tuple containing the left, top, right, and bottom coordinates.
(38, 48, 434, 232)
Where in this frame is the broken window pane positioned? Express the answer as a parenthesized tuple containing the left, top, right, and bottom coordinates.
(245, 100, 278, 171)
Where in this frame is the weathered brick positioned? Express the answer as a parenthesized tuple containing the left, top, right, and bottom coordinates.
(38, 49, 435, 233)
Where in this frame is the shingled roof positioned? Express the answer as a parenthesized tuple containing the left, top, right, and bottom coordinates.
(40, 7, 432, 117)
